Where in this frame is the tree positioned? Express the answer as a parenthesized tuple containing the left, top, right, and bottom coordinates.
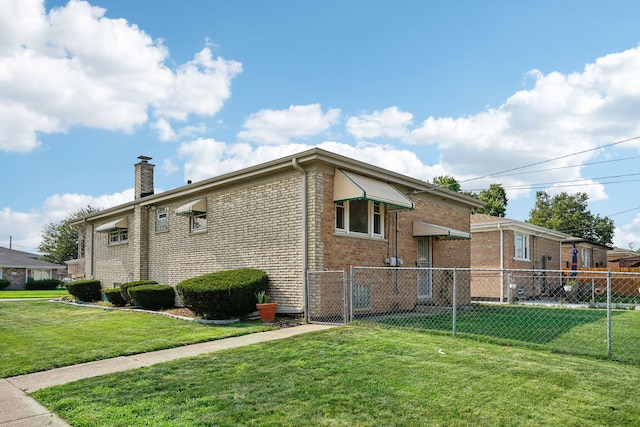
(477, 184, 508, 217)
(38, 206, 100, 264)
(432, 175, 461, 192)
(527, 191, 614, 246)
(432, 176, 508, 217)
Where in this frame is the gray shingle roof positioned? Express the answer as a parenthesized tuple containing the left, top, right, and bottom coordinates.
(0, 247, 66, 269)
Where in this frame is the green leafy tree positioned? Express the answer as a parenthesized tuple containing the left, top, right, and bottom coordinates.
(527, 191, 614, 246)
(432, 175, 461, 192)
(477, 183, 508, 217)
(432, 176, 508, 217)
(38, 206, 99, 264)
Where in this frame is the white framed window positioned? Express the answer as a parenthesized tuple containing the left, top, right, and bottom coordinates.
(155, 207, 169, 232)
(109, 230, 128, 245)
(514, 233, 529, 260)
(335, 200, 384, 238)
(581, 248, 590, 267)
(27, 269, 52, 281)
(191, 213, 207, 233)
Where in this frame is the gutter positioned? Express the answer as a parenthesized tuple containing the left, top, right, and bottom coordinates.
(291, 158, 308, 319)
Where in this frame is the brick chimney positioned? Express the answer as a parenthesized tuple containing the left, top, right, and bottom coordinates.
(134, 156, 154, 199)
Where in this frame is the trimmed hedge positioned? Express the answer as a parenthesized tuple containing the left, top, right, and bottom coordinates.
(176, 268, 268, 319)
(25, 279, 62, 290)
(128, 284, 176, 310)
(0, 279, 10, 289)
(104, 288, 127, 307)
(120, 280, 158, 304)
(66, 279, 102, 302)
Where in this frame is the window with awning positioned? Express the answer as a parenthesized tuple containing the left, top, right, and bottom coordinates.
(175, 198, 207, 233)
(333, 170, 414, 210)
(175, 198, 207, 216)
(95, 217, 128, 233)
(413, 221, 470, 240)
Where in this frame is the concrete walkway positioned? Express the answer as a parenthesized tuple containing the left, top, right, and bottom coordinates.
(0, 324, 335, 427)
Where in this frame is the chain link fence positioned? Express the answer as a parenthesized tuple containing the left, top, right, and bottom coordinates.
(307, 266, 640, 364)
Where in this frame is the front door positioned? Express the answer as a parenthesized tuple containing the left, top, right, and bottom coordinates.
(417, 237, 432, 301)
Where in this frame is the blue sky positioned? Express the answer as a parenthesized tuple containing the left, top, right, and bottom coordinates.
(2, 0, 640, 253)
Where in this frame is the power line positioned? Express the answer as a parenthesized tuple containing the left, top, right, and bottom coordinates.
(460, 135, 640, 183)
(466, 175, 640, 192)
(607, 206, 640, 217)
(484, 155, 640, 179)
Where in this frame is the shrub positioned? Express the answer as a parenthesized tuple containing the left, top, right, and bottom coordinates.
(128, 284, 176, 310)
(66, 279, 102, 302)
(25, 279, 62, 290)
(0, 279, 10, 289)
(104, 288, 127, 307)
(120, 280, 157, 304)
(176, 268, 268, 319)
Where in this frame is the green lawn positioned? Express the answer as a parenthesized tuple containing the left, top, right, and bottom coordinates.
(0, 300, 272, 377)
(378, 305, 640, 363)
(0, 289, 70, 299)
(32, 325, 640, 427)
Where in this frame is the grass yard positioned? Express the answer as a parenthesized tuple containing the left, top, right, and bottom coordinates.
(32, 325, 640, 427)
(0, 289, 70, 299)
(0, 300, 272, 377)
(378, 305, 640, 364)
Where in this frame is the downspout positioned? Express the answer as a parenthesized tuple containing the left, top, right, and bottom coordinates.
(88, 220, 95, 279)
(291, 158, 308, 318)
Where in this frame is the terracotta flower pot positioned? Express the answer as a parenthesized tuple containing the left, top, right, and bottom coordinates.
(256, 302, 278, 322)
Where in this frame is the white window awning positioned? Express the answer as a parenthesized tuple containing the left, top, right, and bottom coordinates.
(95, 217, 128, 233)
(413, 221, 470, 240)
(333, 170, 414, 210)
(175, 198, 207, 216)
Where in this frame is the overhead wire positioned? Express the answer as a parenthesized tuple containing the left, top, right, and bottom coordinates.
(459, 135, 640, 183)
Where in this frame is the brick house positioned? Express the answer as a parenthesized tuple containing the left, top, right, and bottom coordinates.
(607, 247, 640, 268)
(470, 214, 568, 301)
(72, 149, 483, 315)
(0, 247, 66, 289)
(561, 238, 611, 269)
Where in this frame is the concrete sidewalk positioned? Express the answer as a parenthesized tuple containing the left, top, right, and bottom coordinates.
(0, 324, 334, 427)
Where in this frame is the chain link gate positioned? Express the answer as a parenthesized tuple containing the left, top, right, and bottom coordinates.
(307, 266, 640, 364)
(306, 270, 348, 324)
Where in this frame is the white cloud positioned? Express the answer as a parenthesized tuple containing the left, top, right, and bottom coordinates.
(153, 47, 242, 121)
(151, 118, 177, 142)
(0, 188, 133, 253)
(151, 118, 209, 142)
(406, 44, 640, 201)
(613, 213, 640, 249)
(174, 137, 439, 185)
(237, 104, 340, 144)
(0, 0, 241, 152)
(346, 106, 413, 140)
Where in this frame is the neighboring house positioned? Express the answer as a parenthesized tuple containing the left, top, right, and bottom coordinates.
(470, 214, 568, 301)
(65, 259, 85, 280)
(561, 238, 611, 269)
(72, 149, 483, 316)
(607, 247, 640, 268)
(0, 247, 66, 289)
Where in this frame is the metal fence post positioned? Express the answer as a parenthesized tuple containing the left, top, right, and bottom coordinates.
(304, 269, 309, 323)
(607, 269, 612, 357)
(349, 266, 355, 323)
(343, 269, 348, 324)
(452, 268, 457, 336)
